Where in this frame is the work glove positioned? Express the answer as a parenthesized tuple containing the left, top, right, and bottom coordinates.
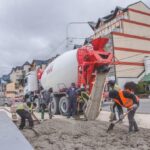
(132, 104, 138, 110)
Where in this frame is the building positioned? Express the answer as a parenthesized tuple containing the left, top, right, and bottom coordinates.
(5, 82, 17, 98)
(1, 55, 59, 97)
(90, 1, 150, 87)
(0, 75, 10, 97)
(10, 62, 31, 83)
(30, 56, 58, 71)
(23, 61, 31, 74)
(31, 60, 48, 71)
(6, 62, 31, 98)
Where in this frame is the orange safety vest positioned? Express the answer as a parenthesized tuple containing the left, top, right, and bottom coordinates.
(114, 90, 139, 109)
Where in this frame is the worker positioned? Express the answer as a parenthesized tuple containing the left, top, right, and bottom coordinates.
(107, 80, 123, 121)
(67, 83, 78, 118)
(29, 92, 34, 102)
(48, 88, 53, 119)
(77, 88, 89, 111)
(108, 80, 121, 91)
(16, 102, 37, 130)
(108, 81, 139, 133)
(40, 90, 47, 121)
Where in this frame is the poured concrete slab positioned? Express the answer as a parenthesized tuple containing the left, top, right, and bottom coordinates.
(0, 112, 33, 150)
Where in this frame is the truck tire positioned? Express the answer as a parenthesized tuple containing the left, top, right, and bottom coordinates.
(51, 96, 59, 114)
(59, 96, 69, 116)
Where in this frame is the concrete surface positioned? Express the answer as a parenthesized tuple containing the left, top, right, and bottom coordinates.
(0, 112, 33, 150)
(1, 98, 150, 130)
(97, 110, 150, 129)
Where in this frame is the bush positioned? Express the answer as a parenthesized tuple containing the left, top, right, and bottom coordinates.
(137, 81, 150, 95)
(137, 82, 145, 94)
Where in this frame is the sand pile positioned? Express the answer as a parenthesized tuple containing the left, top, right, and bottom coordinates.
(22, 118, 150, 150)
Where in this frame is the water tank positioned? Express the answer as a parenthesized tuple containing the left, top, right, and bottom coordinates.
(41, 49, 78, 92)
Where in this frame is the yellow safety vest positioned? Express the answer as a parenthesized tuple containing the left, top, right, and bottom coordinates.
(29, 103, 33, 113)
(114, 84, 121, 91)
(16, 103, 25, 110)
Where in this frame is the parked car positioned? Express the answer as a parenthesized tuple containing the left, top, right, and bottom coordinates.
(0, 97, 13, 107)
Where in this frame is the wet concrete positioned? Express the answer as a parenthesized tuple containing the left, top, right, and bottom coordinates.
(22, 118, 150, 150)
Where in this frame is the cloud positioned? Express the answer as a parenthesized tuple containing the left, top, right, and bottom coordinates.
(0, 0, 149, 76)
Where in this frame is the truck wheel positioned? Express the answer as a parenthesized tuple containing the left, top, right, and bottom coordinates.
(51, 96, 59, 114)
(59, 96, 69, 116)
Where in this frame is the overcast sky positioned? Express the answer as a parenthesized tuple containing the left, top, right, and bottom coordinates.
(0, 0, 149, 76)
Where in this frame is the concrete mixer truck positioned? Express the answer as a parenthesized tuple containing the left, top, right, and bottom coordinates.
(41, 38, 113, 118)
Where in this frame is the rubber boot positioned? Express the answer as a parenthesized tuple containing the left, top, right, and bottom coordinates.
(41, 109, 44, 121)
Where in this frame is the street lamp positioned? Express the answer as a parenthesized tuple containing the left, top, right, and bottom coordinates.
(66, 21, 95, 50)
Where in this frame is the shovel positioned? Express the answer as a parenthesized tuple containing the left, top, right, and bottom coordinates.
(31, 128, 40, 136)
(31, 112, 40, 124)
(107, 109, 132, 132)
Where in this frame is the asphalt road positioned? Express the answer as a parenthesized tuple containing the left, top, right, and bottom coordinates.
(102, 99, 150, 114)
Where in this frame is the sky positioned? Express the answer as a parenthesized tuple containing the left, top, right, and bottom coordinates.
(0, 0, 149, 76)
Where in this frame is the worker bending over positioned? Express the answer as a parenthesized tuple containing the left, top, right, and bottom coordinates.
(16, 102, 37, 130)
(107, 80, 123, 121)
(108, 82, 139, 133)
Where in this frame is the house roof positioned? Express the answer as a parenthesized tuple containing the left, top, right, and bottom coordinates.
(32, 55, 59, 66)
(23, 61, 30, 66)
(89, 1, 149, 31)
(32, 60, 48, 66)
(73, 44, 82, 49)
(128, 1, 150, 9)
(94, 6, 127, 30)
(15, 66, 23, 70)
(1, 55, 59, 80)
(1, 74, 10, 82)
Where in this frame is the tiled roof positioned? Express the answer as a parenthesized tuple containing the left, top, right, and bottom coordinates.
(23, 61, 30, 66)
(94, 6, 127, 30)
(32, 55, 59, 66)
(1, 74, 10, 82)
(73, 44, 82, 49)
(32, 60, 47, 66)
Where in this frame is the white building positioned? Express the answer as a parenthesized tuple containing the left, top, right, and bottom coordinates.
(91, 1, 150, 88)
